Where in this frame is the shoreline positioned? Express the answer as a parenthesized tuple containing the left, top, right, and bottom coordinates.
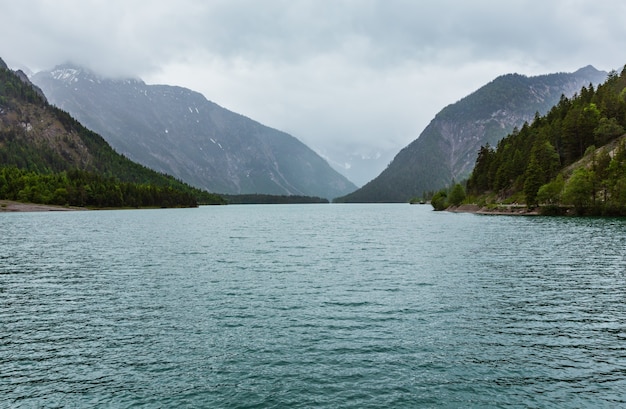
(0, 201, 198, 212)
(447, 204, 540, 216)
(0, 200, 84, 212)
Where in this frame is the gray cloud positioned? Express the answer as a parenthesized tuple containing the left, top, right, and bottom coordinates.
(1, 0, 625, 184)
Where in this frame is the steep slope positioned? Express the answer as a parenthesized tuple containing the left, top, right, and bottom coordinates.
(0, 59, 224, 206)
(32, 65, 356, 199)
(336, 66, 607, 202)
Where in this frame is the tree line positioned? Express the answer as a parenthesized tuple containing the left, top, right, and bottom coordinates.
(223, 193, 329, 204)
(0, 166, 199, 208)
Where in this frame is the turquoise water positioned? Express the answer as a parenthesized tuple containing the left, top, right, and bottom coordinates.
(1, 204, 626, 408)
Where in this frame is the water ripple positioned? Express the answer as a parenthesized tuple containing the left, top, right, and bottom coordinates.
(2, 206, 626, 407)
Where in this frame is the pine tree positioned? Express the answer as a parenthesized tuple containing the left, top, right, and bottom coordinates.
(523, 154, 543, 207)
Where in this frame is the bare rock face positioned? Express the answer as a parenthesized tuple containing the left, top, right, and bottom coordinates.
(32, 65, 356, 199)
(337, 66, 608, 202)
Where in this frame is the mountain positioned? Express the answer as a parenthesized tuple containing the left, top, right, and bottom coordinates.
(466, 65, 626, 216)
(32, 65, 356, 199)
(335, 66, 608, 202)
(0, 59, 224, 207)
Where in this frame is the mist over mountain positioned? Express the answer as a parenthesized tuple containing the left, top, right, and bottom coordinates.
(319, 145, 397, 188)
(32, 65, 356, 199)
(336, 66, 608, 202)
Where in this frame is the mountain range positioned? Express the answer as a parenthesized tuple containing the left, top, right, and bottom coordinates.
(32, 66, 356, 199)
(0, 57, 224, 207)
(336, 66, 608, 202)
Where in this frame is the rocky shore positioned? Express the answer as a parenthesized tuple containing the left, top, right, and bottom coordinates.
(447, 204, 540, 216)
(0, 200, 82, 212)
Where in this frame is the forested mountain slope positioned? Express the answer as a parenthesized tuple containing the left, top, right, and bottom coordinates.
(32, 65, 356, 199)
(467, 65, 626, 215)
(0, 57, 224, 207)
(336, 66, 607, 202)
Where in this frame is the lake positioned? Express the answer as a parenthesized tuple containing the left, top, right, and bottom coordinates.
(1, 204, 625, 408)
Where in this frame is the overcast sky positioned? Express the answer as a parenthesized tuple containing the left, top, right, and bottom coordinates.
(1, 0, 625, 184)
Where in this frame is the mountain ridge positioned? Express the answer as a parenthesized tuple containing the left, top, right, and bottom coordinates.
(32, 65, 356, 199)
(0, 60, 225, 207)
(336, 66, 608, 202)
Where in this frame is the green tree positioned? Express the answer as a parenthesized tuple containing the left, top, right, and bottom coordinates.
(562, 168, 594, 213)
(448, 183, 466, 207)
(594, 117, 625, 145)
(533, 141, 561, 182)
(523, 154, 543, 207)
(593, 149, 612, 204)
(468, 144, 494, 193)
(537, 174, 565, 205)
(431, 189, 448, 211)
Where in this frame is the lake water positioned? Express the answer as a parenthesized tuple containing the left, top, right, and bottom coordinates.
(1, 204, 625, 408)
